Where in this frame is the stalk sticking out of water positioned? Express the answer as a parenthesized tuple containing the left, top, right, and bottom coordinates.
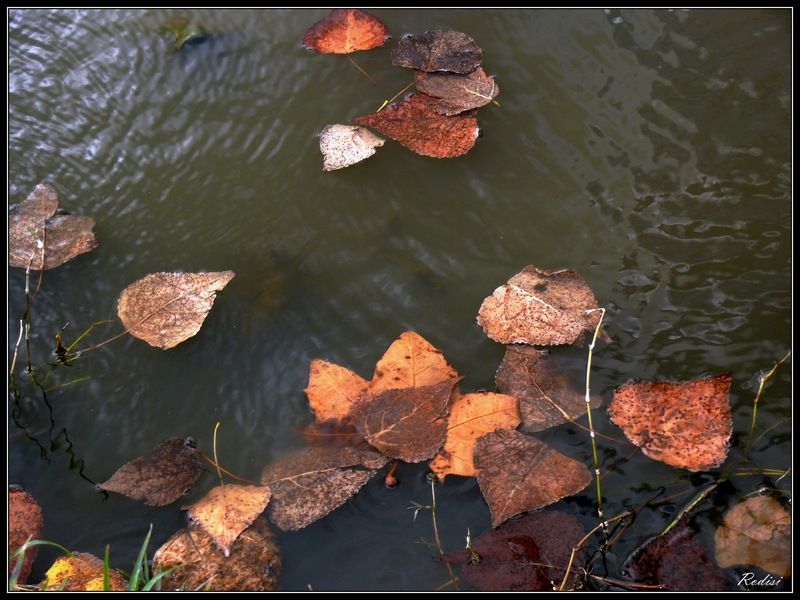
(583, 308, 608, 542)
(409, 474, 458, 590)
(745, 350, 791, 453)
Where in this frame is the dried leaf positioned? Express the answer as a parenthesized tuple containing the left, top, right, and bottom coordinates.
(442, 512, 585, 591)
(477, 266, 608, 346)
(99, 437, 203, 506)
(305, 359, 370, 422)
(415, 67, 499, 115)
(319, 124, 385, 171)
(353, 380, 457, 462)
(39, 553, 126, 591)
(429, 391, 520, 479)
(302, 8, 389, 54)
(298, 418, 365, 448)
(715, 495, 791, 577)
(609, 374, 732, 472)
(9, 182, 97, 270)
(154, 517, 281, 591)
(495, 346, 601, 432)
(391, 30, 482, 74)
(353, 93, 479, 158)
(117, 271, 235, 349)
(185, 484, 271, 557)
(261, 446, 386, 531)
(370, 330, 459, 394)
(8, 487, 44, 584)
(623, 518, 730, 591)
(474, 429, 591, 528)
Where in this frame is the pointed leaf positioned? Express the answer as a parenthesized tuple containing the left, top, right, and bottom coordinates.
(415, 67, 500, 115)
(370, 330, 459, 394)
(304, 359, 370, 422)
(40, 553, 126, 591)
(117, 271, 235, 349)
(302, 9, 389, 54)
(8, 487, 44, 584)
(391, 30, 482, 74)
(320, 124, 385, 171)
(609, 374, 732, 472)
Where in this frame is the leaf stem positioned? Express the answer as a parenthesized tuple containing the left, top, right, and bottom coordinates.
(583, 308, 607, 541)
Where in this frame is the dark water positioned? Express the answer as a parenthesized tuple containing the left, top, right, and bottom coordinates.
(8, 9, 791, 591)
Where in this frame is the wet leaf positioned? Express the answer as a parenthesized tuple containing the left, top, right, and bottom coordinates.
(298, 418, 365, 448)
(715, 495, 791, 577)
(495, 346, 601, 432)
(117, 271, 235, 349)
(353, 380, 457, 462)
(9, 182, 97, 270)
(609, 374, 732, 472)
(319, 124, 385, 171)
(8, 487, 44, 584)
(302, 8, 389, 54)
(442, 511, 585, 591)
(415, 67, 499, 115)
(474, 429, 591, 528)
(477, 266, 608, 346)
(261, 446, 386, 531)
(304, 359, 370, 422)
(391, 30, 482, 74)
(163, 16, 209, 50)
(370, 330, 459, 394)
(623, 518, 729, 591)
(99, 437, 203, 506)
(185, 484, 271, 557)
(353, 93, 480, 158)
(154, 517, 281, 591)
(429, 391, 520, 479)
(40, 553, 126, 591)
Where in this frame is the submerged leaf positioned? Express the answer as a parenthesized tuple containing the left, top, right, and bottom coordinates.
(99, 437, 203, 506)
(391, 30, 482, 74)
(415, 67, 500, 115)
(163, 16, 209, 50)
(609, 374, 732, 472)
(40, 553, 126, 591)
(8, 487, 44, 584)
(117, 271, 235, 349)
(302, 9, 389, 54)
(474, 429, 591, 527)
(370, 330, 459, 394)
(320, 124, 385, 171)
(304, 359, 370, 422)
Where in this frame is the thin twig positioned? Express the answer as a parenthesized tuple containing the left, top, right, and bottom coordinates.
(346, 55, 374, 82)
(661, 478, 724, 535)
(199, 451, 261, 486)
(428, 476, 458, 590)
(583, 308, 607, 541)
(745, 350, 791, 453)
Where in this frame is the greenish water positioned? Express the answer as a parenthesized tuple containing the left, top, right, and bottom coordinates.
(8, 9, 791, 590)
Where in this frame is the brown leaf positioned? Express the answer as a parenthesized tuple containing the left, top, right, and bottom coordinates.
(305, 359, 370, 422)
(8, 487, 44, 584)
(474, 429, 591, 528)
(39, 553, 126, 591)
(623, 518, 730, 591)
(391, 30, 482, 74)
(715, 495, 791, 577)
(9, 182, 97, 270)
(353, 93, 479, 158)
(415, 67, 499, 115)
(442, 511, 585, 591)
(298, 418, 365, 448)
(261, 446, 386, 531)
(154, 517, 281, 591)
(429, 391, 520, 479)
(477, 266, 608, 346)
(185, 484, 271, 557)
(303, 9, 389, 54)
(353, 380, 457, 462)
(370, 330, 459, 394)
(319, 124, 385, 171)
(98, 437, 203, 506)
(495, 346, 601, 432)
(608, 374, 732, 472)
(117, 271, 235, 349)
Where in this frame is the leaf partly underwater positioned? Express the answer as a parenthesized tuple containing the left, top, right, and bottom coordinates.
(370, 330, 460, 393)
(39, 553, 126, 591)
(391, 30, 482, 74)
(415, 67, 499, 115)
(319, 124, 385, 171)
(8, 487, 44, 584)
(304, 359, 370, 423)
(302, 9, 389, 54)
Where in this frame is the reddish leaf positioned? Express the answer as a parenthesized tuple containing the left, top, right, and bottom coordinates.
(477, 266, 609, 346)
(319, 124, 385, 171)
(370, 330, 459, 394)
(353, 93, 479, 158)
(8, 487, 44, 584)
(474, 429, 591, 527)
(391, 30, 482, 74)
(609, 374, 732, 472)
(302, 9, 389, 54)
(304, 359, 370, 423)
(415, 67, 500, 115)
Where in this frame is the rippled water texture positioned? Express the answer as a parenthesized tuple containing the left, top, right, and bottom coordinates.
(9, 9, 791, 590)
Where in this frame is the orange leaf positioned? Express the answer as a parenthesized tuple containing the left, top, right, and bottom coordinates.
(304, 359, 370, 423)
(370, 330, 459, 394)
(40, 553, 126, 591)
(9, 487, 44, 584)
(302, 9, 389, 54)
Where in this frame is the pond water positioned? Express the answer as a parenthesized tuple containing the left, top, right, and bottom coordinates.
(8, 9, 791, 591)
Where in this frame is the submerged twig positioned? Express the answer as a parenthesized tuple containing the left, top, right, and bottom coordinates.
(583, 308, 608, 542)
(745, 350, 791, 453)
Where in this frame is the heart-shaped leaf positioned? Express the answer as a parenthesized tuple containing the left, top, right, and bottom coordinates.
(303, 9, 389, 54)
(370, 330, 459, 394)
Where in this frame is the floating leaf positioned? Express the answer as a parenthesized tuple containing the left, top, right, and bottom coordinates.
(442, 511, 585, 591)
(495, 346, 600, 432)
(9, 182, 97, 270)
(298, 418, 365, 448)
(370, 330, 459, 394)
(8, 487, 44, 584)
(163, 16, 209, 50)
(353, 93, 479, 158)
(319, 124, 385, 171)
(429, 391, 520, 479)
(185, 484, 271, 557)
(415, 67, 499, 115)
(261, 446, 386, 531)
(304, 359, 370, 422)
(609, 374, 732, 472)
(154, 517, 281, 591)
(623, 518, 729, 591)
(715, 495, 791, 577)
(99, 437, 203, 506)
(353, 380, 457, 462)
(391, 30, 482, 74)
(40, 553, 126, 591)
(117, 271, 235, 350)
(302, 8, 389, 54)
(477, 266, 608, 346)
(474, 429, 591, 527)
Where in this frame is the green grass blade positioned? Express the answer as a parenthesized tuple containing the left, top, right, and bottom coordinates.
(141, 566, 181, 591)
(128, 524, 153, 591)
(103, 544, 111, 591)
